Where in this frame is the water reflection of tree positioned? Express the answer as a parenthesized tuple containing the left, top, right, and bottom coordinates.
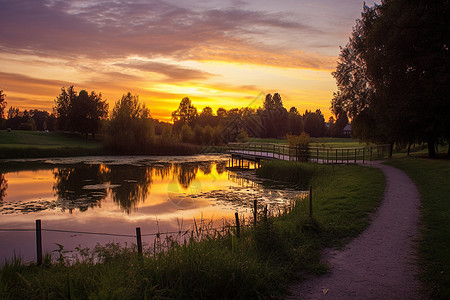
(0, 173, 8, 203)
(199, 163, 212, 175)
(108, 166, 152, 214)
(174, 163, 198, 189)
(53, 164, 108, 213)
(152, 164, 172, 179)
(215, 161, 227, 175)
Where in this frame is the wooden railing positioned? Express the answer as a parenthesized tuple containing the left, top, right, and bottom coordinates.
(227, 143, 391, 163)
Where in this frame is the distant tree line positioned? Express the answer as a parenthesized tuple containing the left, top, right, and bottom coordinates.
(170, 93, 346, 146)
(332, 0, 450, 157)
(0, 85, 350, 154)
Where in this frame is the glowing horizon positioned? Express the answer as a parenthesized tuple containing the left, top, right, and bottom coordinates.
(0, 0, 380, 122)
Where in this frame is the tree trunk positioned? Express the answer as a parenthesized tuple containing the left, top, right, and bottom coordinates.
(390, 143, 394, 157)
(407, 143, 411, 156)
(427, 139, 436, 158)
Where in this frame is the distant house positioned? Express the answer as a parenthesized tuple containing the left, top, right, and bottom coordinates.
(343, 124, 352, 136)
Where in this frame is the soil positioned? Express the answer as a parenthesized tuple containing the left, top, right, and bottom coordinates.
(288, 163, 424, 299)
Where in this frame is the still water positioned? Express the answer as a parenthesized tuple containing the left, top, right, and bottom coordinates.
(0, 155, 301, 263)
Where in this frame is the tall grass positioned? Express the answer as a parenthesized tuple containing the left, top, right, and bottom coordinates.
(386, 156, 450, 298)
(0, 162, 385, 299)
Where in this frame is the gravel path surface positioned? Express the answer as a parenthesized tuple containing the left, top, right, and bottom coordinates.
(288, 163, 423, 299)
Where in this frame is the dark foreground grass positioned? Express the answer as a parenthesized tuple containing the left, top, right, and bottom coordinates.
(386, 157, 450, 299)
(0, 162, 385, 299)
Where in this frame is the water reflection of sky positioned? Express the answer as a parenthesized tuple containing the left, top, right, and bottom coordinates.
(0, 155, 301, 263)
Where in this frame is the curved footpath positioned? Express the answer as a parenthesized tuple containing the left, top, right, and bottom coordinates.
(289, 163, 423, 299)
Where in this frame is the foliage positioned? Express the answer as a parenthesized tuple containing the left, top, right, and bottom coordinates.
(0, 89, 6, 119)
(288, 106, 303, 135)
(171, 97, 198, 125)
(332, 1, 450, 157)
(54, 86, 108, 138)
(103, 92, 154, 153)
(260, 93, 289, 138)
(287, 132, 310, 162)
(303, 109, 326, 137)
(386, 157, 450, 298)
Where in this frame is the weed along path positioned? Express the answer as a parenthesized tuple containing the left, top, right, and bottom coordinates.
(289, 163, 423, 299)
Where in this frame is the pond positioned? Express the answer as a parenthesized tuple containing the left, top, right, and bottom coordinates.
(0, 155, 303, 263)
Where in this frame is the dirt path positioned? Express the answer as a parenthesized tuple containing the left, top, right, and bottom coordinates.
(288, 163, 423, 299)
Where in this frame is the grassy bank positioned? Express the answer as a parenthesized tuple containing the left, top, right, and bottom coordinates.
(0, 162, 385, 299)
(0, 131, 103, 158)
(386, 157, 450, 298)
(0, 131, 205, 158)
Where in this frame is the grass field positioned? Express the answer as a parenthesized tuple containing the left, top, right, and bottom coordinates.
(248, 137, 367, 148)
(386, 157, 450, 298)
(0, 131, 101, 149)
(0, 162, 385, 299)
(0, 130, 103, 158)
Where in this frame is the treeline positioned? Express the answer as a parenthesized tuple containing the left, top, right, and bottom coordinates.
(169, 93, 348, 145)
(0, 87, 349, 154)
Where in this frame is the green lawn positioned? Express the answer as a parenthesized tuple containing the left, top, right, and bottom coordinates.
(247, 137, 367, 148)
(0, 131, 101, 149)
(386, 156, 450, 298)
(0, 130, 103, 158)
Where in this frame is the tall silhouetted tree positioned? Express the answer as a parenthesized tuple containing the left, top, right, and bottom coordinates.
(0, 90, 6, 120)
(54, 86, 108, 137)
(288, 106, 303, 135)
(171, 97, 198, 125)
(303, 109, 326, 137)
(105, 92, 153, 153)
(261, 93, 288, 138)
(332, 0, 450, 157)
(54, 85, 77, 130)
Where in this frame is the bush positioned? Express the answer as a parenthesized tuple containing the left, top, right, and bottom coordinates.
(287, 132, 310, 161)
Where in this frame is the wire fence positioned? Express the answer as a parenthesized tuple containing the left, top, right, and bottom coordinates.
(0, 197, 301, 265)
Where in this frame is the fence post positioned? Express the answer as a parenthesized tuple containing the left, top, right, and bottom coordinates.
(263, 205, 268, 221)
(136, 227, 143, 257)
(309, 186, 313, 218)
(36, 219, 42, 265)
(235, 212, 240, 238)
(253, 199, 258, 226)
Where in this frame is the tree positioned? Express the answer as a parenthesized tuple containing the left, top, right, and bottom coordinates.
(171, 97, 198, 125)
(0, 90, 6, 119)
(54, 85, 77, 130)
(303, 109, 326, 137)
(69, 90, 108, 138)
(288, 106, 303, 135)
(261, 93, 288, 138)
(263, 94, 275, 111)
(332, 1, 450, 157)
(216, 107, 227, 118)
(104, 93, 153, 153)
(197, 106, 219, 127)
(54, 86, 108, 138)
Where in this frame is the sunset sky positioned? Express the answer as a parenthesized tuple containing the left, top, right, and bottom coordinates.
(0, 0, 378, 122)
